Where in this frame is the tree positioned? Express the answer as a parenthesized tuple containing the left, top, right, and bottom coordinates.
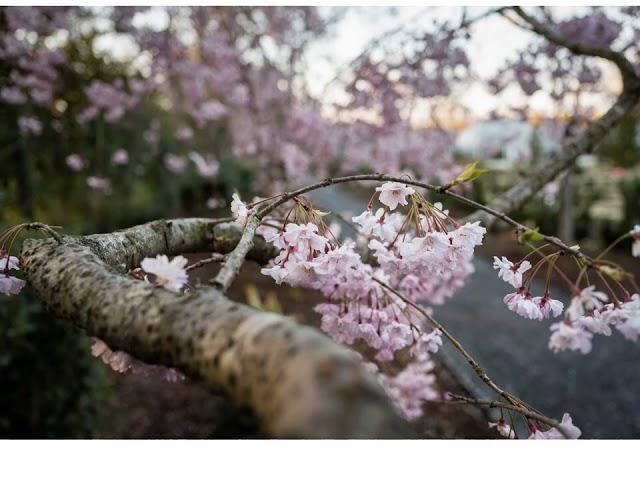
(2, 6, 640, 438)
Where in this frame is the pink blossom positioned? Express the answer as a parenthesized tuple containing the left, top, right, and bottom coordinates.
(0, 86, 26, 104)
(380, 359, 438, 420)
(376, 182, 415, 210)
(493, 256, 531, 288)
(412, 329, 443, 359)
(489, 419, 516, 439)
(0, 275, 26, 296)
(1, 251, 20, 271)
(504, 290, 543, 321)
(230, 193, 250, 226)
(260, 265, 289, 284)
(549, 321, 593, 354)
(282, 223, 327, 253)
(616, 294, 640, 341)
(189, 152, 219, 177)
(66, 154, 85, 171)
(566, 286, 608, 319)
(575, 308, 615, 336)
(534, 293, 564, 319)
(86, 176, 111, 193)
(111, 149, 129, 165)
(529, 413, 581, 439)
(353, 208, 401, 242)
(140, 254, 188, 293)
(164, 153, 186, 173)
(18, 116, 42, 136)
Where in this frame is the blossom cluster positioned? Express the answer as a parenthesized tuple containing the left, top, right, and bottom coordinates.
(0, 250, 26, 296)
(494, 224, 640, 355)
(489, 412, 581, 439)
(255, 182, 485, 420)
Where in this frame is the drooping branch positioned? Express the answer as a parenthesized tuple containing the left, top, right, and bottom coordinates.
(20, 218, 413, 439)
(257, 174, 592, 265)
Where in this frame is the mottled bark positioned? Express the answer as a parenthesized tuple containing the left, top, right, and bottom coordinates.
(20, 219, 413, 438)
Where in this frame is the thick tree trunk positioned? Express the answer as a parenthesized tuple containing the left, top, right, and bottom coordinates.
(19, 219, 414, 439)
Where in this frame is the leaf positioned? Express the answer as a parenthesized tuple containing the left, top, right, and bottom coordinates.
(519, 228, 545, 243)
(598, 265, 627, 281)
(312, 209, 331, 217)
(451, 161, 490, 186)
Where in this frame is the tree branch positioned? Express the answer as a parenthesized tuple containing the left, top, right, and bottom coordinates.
(20, 218, 413, 439)
(212, 215, 261, 292)
(466, 7, 640, 228)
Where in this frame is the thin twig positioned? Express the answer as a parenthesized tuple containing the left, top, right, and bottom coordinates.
(212, 214, 260, 292)
(444, 393, 568, 436)
(373, 277, 570, 438)
(257, 173, 593, 265)
(371, 276, 515, 404)
(186, 253, 226, 272)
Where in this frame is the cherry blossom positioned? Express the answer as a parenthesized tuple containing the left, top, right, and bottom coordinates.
(352, 208, 402, 242)
(164, 154, 186, 173)
(493, 256, 532, 288)
(65, 154, 85, 171)
(0, 275, 26, 296)
(111, 149, 129, 165)
(489, 419, 516, 439)
(412, 329, 443, 359)
(376, 182, 415, 210)
(615, 294, 640, 341)
(230, 193, 251, 226)
(529, 413, 581, 439)
(566, 286, 608, 319)
(0, 250, 25, 296)
(86, 176, 112, 193)
(549, 321, 593, 354)
(379, 359, 439, 420)
(189, 152, 219, 178)
(504, 290, 543, 321)
(260, 189, 487, 420)
(18, 116, 42, 136)
(534, 293, 564, 319)
(1, 251, 20, 271)
(140, 254, 188, 293)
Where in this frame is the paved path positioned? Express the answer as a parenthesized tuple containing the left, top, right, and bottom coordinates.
(309, 186, 640, 439)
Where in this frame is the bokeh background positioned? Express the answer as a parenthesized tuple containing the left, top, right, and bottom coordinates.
(1, 6, 639, 438)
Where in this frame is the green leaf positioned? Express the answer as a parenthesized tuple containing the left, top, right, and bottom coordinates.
(598, 265, 627, 281)
(519, 228, 545, 243)
(452, 161, 490, 186)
